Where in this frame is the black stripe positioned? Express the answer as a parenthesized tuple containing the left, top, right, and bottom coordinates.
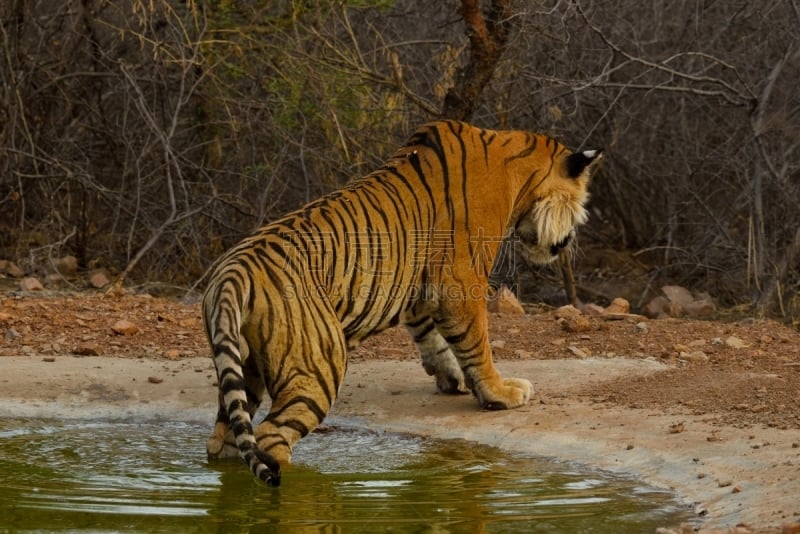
(412, 322, 435, 342)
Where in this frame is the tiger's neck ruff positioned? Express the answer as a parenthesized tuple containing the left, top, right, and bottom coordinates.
(203, 120, 602, 485)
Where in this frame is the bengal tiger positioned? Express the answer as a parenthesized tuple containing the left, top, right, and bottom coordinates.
(203, 120, 602, 486)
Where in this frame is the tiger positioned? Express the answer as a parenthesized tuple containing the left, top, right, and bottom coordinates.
(203, 120, 602, 486)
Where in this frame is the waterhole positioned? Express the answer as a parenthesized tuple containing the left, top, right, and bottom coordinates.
(0, 418, 694, 532)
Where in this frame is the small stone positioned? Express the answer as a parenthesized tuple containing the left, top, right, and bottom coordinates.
(567, 345, 589, 358)
(42, 357, 56, 362)
(669, 422, 685, 434)
(5, 328, 21, 341)
(604, 297, 630, 314)
(73, 343, 101, 356)
(487, 286, 525, 315)
(19, 277, 44, 291)
(5, 261, 24, 278)
(111, 320, 139, 336)
(56, 255, 78, 274)
(662, 285, 695, 307)
(644, 296, 671, 318)
(554, 304, 582, 319)
(685, 296, 716, 317)
(147, 376, 164, 384)
(731, 485, 742, 493)
(164, 349, 182, 360)
(514, 349, 533, 358)
(635, 321, 648, 333)
(717, 479, 733, 488)
(490, 339, 506, 349)
(581, 303, 605, 316)
(89, 270, 110, 289)
(0, 312, 11, 322)
(725, 336, 748, 349)
(561, 315, 592, 333)
(680, 351, 709, 363)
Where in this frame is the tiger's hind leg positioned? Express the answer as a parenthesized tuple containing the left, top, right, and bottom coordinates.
(405, 316, 468, 394)
(207, 343, 266, 460)
(250, 316, 348, 476)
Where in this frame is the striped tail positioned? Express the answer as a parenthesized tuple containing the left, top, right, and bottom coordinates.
(205, 276, 282, 486)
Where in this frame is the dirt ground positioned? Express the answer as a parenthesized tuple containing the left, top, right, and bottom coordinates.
(1, 291, 800, 532)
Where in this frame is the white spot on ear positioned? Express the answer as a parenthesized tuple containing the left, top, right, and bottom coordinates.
(582, 150, 599, 159)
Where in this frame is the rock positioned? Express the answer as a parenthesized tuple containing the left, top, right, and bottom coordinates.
(487, 286, 525, 315)
(164, 349, 182, 360)
(669, 422, 685, 434)
(680, 351, 709, 363)
(72, 343, 100, 356)
(5, 261, 24, 278)
(725, 336, 748, 349)
(567, 345, 589, 358)
(490, 339, 506, 349)
(19, 277, 44, 291)
(147, 376, 164, 384)
(554, 304, 582, 319)
(5, 328, 21, 340)
(56, 255, 78, 274)
(581, 303, 605, 316)
(684, 294, 716, 316)
(635, 321, 648, 333)
(561, 315, 592, 333)
(646, 287, 718, 319)
(0, 312, 11, 322)
(604, 297, 630, 314)
(662, 285, 695, 307)
(644, 296, 671, 318)
(111, 320, 139, 336)
(89, 270, 110, 289)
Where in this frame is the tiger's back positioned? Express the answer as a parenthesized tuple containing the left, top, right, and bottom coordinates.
(203, 120, 602, 485)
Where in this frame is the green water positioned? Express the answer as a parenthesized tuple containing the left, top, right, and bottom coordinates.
(0, 418, 695, 532)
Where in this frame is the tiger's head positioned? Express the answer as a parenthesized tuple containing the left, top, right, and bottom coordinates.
(510, 147, 602, 265)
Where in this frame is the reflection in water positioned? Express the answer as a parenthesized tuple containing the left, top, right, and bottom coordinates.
(0, 419, 694, 532)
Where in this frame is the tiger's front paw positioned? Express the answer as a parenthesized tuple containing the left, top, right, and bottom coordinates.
(430, 366, 469, 395)
(423, 359, 469, 395)
(480, 378, 533, 410)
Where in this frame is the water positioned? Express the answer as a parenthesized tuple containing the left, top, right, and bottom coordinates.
(0, 418, 694, 532)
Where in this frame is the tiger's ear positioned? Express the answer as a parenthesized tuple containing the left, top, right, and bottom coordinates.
(565, 149, 603, 179)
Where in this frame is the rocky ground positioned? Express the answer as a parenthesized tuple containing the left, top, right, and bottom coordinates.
(1, 290, 800, 532)
(3, 291, 798, 430)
